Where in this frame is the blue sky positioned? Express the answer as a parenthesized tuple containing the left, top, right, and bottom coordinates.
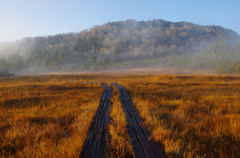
(0, 0, 240, 42)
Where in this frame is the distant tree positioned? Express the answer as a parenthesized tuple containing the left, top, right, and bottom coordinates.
(79, 64, 87, 71)
(3, 68, 9, 74)
(235, 64, 240, 73)
(90, 55, 98, 65)
(1, 57, 10, 66)
(0, 68, 13, 77)
(8, 54, 25, 72)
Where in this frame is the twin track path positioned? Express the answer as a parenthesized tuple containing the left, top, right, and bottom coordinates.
(81, 83, 112, 158)
(81, 83, 166, 157)
(113, 83, 166, 158)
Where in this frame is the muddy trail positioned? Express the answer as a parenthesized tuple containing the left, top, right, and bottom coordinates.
(113, 83, 166, 158)
(81, 83, 112, 158)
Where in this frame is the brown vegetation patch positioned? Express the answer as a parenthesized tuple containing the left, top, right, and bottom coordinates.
(0, 75, 102, 157)
(117, 75, 240, 157)
(1, 73, 240, 157)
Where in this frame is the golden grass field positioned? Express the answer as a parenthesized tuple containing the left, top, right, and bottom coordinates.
(0, 75, 103, 157)
(0, 73, 240, 157)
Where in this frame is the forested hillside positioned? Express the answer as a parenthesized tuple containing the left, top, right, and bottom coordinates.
(0, 19, 239, 74)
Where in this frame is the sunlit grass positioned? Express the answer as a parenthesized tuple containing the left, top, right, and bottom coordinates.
(108, 85, 133, 157)
(1, 74, 240, 157)
(0, 75, 102, 157)
(120, 75, 240, 158)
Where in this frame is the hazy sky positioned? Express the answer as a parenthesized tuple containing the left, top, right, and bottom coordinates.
(1, 0, 240, 42)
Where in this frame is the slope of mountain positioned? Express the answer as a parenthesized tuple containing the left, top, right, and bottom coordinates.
(0, 19, 239, 74)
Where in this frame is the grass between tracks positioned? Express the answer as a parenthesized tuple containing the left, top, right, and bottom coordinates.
(115, 75, 240, 158)
(0, 75, 102, 157)
(109, 86, 134, 157)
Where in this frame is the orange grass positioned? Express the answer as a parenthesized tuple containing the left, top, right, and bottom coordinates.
(0, 75, 102, 157)
(108, 85, 134, 157)
(116, 75, 240, 158)
(1, 73, 240, 157)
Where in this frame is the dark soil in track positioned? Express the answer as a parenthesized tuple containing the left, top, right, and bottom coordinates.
(80, 83, 112, 158)
(113, 83, 166, 158)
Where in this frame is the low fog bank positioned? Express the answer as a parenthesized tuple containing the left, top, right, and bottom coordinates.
(0, 20, 240, 77)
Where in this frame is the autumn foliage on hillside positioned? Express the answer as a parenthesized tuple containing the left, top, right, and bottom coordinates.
(0, 20, 239, 74)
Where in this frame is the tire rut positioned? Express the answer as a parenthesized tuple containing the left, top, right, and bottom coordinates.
(81, 83, 112, 158)
(113, 83, 166, 158)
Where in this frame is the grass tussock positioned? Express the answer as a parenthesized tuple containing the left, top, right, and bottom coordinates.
(108, 86, 134, 157)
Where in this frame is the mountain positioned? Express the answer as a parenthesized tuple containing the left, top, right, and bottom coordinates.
(0, 19, 240, 74)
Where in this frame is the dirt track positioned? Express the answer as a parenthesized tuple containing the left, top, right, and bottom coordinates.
(81, 83, 112, 158)
(113, 83, 166, 158)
